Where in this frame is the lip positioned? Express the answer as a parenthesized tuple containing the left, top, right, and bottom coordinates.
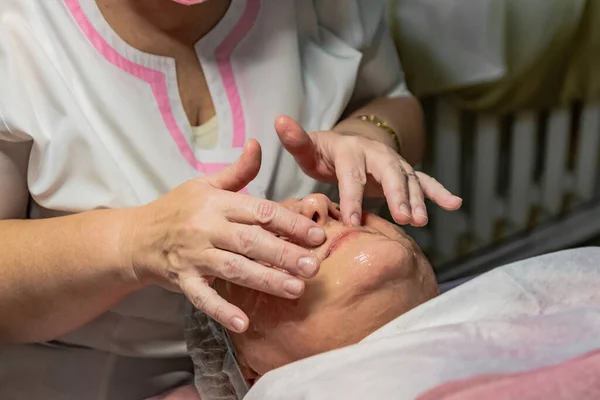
(324, 229, 363, 259)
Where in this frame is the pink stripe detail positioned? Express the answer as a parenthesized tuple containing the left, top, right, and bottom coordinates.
(64, 0, 204, 172)
(65, 0, 259, 182)
(215, 0, 260, 148)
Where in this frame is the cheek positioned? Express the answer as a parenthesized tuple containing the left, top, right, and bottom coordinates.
(309, 256, 360, 302)
(327, 239, 406, 285)
(363, 213, 408, 238)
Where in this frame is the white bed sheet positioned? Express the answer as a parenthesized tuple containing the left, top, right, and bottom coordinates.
(246, 247, 600, 400)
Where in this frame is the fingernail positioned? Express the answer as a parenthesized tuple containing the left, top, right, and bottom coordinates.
(308, 227, 325, 244)
(414, 206, 428, 219)
(298, 256, 318, 277)
(283, 279, 304, 296)
(231, 317, 246, 333)
(351, 213, 361, 227)
(400, 203, 412, 218)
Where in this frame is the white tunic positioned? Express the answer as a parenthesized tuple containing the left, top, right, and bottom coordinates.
(0, 0, 409, 397)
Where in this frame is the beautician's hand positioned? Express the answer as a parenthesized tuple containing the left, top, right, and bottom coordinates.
(275, 115, 462, 227)
(127, 140, 325, 333)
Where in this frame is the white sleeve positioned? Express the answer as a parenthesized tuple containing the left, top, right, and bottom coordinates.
(0, 0, 31, 142)
(314, 0, 411, 111)
(0, 107, 30, 143)
(0, 108, 10, 140)
(0, 108, 14, 142)
(349, 4, 412, 109)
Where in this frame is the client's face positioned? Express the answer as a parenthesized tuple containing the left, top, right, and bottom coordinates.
(214, 194, 438, 377)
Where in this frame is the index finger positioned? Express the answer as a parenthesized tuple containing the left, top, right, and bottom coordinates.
(180, 273, 249, 333)
(224, 194, 326, 247)
(335, 151, 367, 227)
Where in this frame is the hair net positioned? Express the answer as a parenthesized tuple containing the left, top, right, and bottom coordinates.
(185, 301, 250, 400)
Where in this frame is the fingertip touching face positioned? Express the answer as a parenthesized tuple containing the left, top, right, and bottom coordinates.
(215, 194, 438, 377)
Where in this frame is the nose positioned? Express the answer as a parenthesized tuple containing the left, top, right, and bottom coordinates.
(300, 194, 333, 226)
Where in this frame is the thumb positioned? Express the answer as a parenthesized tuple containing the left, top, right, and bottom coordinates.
(274, 115, 318, 172)
(204, 139, 262, 192)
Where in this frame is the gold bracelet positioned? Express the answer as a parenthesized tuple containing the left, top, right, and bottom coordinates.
(356, 114, 401, 153)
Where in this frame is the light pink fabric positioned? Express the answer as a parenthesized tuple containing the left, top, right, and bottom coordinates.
(418, 348, 600, 400)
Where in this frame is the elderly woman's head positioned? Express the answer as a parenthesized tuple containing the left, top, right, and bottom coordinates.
(214, 194, 438, 377)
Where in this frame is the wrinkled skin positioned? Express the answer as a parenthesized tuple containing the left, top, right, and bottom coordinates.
(215, 194, 439, 377)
